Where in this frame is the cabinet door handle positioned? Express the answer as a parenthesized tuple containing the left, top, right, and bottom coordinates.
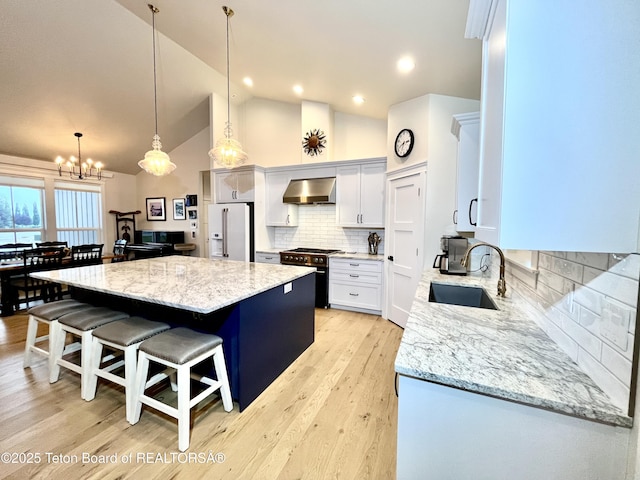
(453, 209, 458, 225)
(387, 256, 394, 261)
(349, 292, 359, 297)
(469, 198, 478, 227)
(286, 214, 290, 225)
(350, 263, 360, 267)
(349, 274, 359, 278)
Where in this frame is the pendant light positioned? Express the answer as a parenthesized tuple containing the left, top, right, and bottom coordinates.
(208, 6, 248, 168)
(55, 132, 103, 180)
(138, 4, 176, 176)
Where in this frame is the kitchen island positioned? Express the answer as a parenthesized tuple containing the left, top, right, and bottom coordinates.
(33, 256, 316, 411)
(395, 267, 633, 480)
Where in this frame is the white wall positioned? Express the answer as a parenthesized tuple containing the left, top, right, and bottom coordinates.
(388, 94, 480, 267)
(237, 96, 386, 168)
(136, 127, 211, 256)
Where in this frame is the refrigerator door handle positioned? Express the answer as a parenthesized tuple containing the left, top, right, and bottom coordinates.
(222, 208, 229, 257)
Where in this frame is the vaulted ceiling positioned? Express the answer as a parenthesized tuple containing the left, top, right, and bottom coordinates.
(0, 0, 481, 175)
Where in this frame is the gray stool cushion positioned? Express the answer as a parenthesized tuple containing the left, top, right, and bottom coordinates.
(139, 327, 223, 365)
(92, 317, 171, 346)
(58, 307, 129, 331)
(28, 299, 90, 321)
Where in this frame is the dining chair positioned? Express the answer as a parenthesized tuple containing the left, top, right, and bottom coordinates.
(112, 239, 127, 262)
(0, 243, 32, 262)
(10, 247, 65, 309)
(70, 244, 104, 267)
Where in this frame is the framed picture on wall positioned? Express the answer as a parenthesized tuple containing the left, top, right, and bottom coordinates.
(146, 197, 166, 221)
(188, 209, 198, 220)
(173, 198, 186, 220)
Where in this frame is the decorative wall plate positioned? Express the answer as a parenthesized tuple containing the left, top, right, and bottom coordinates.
(302, 129, 326, 156)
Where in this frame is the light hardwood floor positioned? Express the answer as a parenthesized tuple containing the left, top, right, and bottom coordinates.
(0, 307, 403, 479)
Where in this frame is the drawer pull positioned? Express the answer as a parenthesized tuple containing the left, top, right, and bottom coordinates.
(350, 263, 360, 267)
(349, 292, 359, 296)
(349, 274, 359, 278)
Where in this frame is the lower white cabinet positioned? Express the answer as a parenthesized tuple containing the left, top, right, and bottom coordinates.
(329, 257, 383, 313)
(255, 252, 281, 264)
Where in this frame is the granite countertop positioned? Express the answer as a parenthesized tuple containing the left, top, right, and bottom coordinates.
(395, 268, 632, 428)
(31, 256, 315, 314)
(331, 252, 385, 261)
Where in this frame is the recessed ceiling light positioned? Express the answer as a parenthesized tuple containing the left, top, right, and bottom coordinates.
(243, 77, 253, 87)
(397, 56, 415, 74)
(353, 95, 365, 105)
(293, 85, 304, 95)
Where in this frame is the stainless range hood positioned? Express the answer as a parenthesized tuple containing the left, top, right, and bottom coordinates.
(283, 177, 336, 204)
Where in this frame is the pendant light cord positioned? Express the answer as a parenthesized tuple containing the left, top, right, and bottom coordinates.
(225, 8, 231, 138)
(150, 4, 159, 136)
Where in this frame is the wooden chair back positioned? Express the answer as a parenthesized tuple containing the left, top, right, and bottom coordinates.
(0, 243, 32, 261)
(70, 244, 104, 266)
(35, 241, 68, 248)
(112, 239, 127, 262)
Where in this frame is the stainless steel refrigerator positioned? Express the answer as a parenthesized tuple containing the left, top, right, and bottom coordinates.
(208, 203, 254, 261)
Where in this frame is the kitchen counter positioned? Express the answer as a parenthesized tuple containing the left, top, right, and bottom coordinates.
(395, 267, 632, 427)
(33, 255, 316, 411)
(32, 255, 314, 314)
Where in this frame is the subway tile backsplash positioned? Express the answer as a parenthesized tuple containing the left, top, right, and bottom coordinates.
(273, 204, 384, 254)
(505, 251, 639, 412)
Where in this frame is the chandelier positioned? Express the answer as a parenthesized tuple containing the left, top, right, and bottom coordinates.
(138, 3, 176, 176)
(208, 6, 248, 169)
(55, 132, 103, 180)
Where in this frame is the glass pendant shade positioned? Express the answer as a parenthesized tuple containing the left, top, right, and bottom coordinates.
(138, 134, 177, 176)
(209, 123, 248, 168)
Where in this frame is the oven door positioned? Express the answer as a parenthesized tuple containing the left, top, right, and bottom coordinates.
(315, 266, 329, 309)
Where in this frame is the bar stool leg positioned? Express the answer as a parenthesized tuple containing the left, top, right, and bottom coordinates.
(177, 364, 191, 452)
(85, 337, 103, 402)
(123, 345, 138, 423)
(131, 351, 150, 424)
(48, 322, 65, 383)
(212, 345, 233, 412)
(23, 315, 41, 368)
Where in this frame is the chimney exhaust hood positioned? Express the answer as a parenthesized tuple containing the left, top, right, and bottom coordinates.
(283, 177, 336, 204)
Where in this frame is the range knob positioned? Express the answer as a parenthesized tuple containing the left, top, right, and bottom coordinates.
(318, 257, 324, 264)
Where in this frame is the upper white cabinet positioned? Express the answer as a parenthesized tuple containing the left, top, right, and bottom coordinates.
(451, 112, 480, 232)
(265, 171, 298, 226)
(336, 159, 385, 228)
(214, 168, 256, 203)
(469, 0, 640, 252)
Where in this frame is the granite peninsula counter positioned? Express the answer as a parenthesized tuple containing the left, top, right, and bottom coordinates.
(33, 256, 316, 411)
(395, 267, 633, 479)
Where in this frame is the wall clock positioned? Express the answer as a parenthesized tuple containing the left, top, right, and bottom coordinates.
(394, 128, 414, 158)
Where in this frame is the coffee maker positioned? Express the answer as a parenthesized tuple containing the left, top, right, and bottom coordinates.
(433, 235, 469, 275)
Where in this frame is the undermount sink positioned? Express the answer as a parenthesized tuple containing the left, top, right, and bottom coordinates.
(428, 282, 498, 310)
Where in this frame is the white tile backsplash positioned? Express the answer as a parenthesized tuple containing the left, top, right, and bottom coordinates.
(273, 204, 384, 254)
(504, 251, 639, 411)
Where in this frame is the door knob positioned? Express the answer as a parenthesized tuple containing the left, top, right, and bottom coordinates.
(387, 255, 394, 261)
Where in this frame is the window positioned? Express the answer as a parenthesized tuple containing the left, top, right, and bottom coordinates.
(55, 181, 103, 246)
(0, 177, 45, 245)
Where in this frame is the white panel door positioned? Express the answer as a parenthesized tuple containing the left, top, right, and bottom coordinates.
(385, 170, 426, 328)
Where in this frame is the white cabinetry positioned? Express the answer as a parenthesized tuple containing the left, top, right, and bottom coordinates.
(451, 112, 480, 232)
(255, 252, 280, 264)
(214, 169, 255, 203)
(265, 171, 298, 226)
(471, 0, 640, 252)
(336, 160, 385, 228)
(329, 257, 383, 313)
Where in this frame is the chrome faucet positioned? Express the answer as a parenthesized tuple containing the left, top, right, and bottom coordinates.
(460, 242, 507, 297)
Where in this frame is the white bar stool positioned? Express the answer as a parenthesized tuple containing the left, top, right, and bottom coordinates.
(23, 299, 90, 371)
(130, 327, 233, 452)
(49, 307, 129, 399)
(86, 316, 170, 422)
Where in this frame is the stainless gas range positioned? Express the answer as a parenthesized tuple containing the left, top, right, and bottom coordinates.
(280, 247, 341, 308)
